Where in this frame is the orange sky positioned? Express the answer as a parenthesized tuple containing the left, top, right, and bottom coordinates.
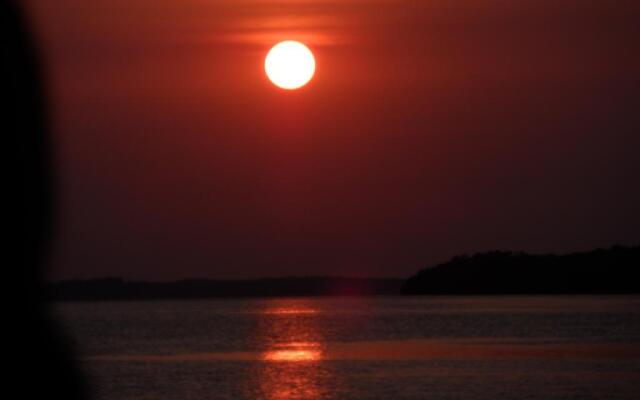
(24, 0, 640, 280)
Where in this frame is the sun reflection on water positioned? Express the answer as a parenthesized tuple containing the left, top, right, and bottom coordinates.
(252, 300, 329, 399)
(263, 342, 323, 362)
(262, 308, 318, 315)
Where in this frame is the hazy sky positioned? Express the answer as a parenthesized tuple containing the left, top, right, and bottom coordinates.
(25, 0, 640, 280)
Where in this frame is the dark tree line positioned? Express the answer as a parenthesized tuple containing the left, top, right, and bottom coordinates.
(402, 245, 640, 295)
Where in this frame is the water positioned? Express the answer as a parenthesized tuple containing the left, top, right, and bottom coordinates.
(54, 296, 640, 399)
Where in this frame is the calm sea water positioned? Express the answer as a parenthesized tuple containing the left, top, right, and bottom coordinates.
(54, 296, 640, 399)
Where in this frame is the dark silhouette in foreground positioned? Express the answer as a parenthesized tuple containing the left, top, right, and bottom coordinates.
(49, 277, 404, 301)
(403, 245, 639, 295)
(5, 1, 86, 398)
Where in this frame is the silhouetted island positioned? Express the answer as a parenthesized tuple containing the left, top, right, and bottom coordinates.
(403, 245, 639, 295)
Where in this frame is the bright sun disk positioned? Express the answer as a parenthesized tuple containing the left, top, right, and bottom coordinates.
(265, 41, 315, 90)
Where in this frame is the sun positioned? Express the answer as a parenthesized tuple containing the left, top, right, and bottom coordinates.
(265, 41, 315, 90)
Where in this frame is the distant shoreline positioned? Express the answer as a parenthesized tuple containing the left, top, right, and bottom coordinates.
(46, 277, 405, 301)
(47, 245, 639, 301)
